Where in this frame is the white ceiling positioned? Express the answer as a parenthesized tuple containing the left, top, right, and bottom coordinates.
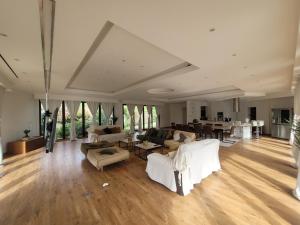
(0, 0, 299, 103)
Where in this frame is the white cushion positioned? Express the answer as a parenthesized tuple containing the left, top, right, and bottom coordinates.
(184, 137, 193, 144)
(173, 132, 180, 141)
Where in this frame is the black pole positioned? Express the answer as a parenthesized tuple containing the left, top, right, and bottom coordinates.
(82, 102, 85, 138)
(39, 100, 41, 135)
(62, 101, 66, 139)
(99, 104, 101, 125)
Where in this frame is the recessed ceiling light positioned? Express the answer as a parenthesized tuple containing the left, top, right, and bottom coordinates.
(0, 33, 7, 37)
(147, 88, 174, 94)
(209, 28, 215, 32)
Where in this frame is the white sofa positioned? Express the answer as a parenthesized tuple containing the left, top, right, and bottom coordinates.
(146, 139, 221, 195)
(87, 125, 127, 143)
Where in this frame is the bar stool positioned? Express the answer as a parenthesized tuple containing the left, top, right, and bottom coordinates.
(251, 120, 259, 139)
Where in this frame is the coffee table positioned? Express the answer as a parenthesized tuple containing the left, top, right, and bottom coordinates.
(119, 137, 140, 151)
(134, 142, 163, 160)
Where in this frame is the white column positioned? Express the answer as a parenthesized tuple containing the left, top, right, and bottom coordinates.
(0, 87, 6, 164)
(293, 82, 300, 200)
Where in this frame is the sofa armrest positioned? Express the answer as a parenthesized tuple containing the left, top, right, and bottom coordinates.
(167, 151, 177, 159)
(147, 153, 173, 168)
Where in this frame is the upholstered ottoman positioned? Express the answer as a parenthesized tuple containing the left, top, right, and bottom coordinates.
(87, 146, 130, 171)
(81, 141, 114, 156)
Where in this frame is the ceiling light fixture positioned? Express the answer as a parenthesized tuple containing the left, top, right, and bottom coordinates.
(0, 33, 7, 37)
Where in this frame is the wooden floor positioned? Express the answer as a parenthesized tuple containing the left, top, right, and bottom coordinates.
(0, 137, 300, 225)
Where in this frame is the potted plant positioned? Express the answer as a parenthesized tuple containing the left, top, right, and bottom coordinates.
(292, 118, 300, 200)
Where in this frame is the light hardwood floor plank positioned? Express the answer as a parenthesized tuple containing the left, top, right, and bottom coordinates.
(0, 137, 299, 225)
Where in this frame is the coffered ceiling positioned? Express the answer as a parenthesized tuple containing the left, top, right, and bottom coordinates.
(0, 0, 299, 102)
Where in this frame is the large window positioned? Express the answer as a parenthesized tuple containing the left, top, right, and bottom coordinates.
(123, 104, 130, 131)
(76, 102, 84, 138)
(84, 103, 93, 134)
(152, 106, 158, 128)
(55, 103, 63, 139)
(143, 106, 149, 129)
(39, 100, 116, 139)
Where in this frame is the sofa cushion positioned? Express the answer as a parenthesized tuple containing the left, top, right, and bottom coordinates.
(110, 127, 121, 134)
(103, 127, 113, 134)
(94, 129, 105, 135)
(179, 133, 187, 143)
(173, 132, 180, 141)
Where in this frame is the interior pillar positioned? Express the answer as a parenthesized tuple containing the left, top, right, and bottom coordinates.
(293, 82, 300, 200)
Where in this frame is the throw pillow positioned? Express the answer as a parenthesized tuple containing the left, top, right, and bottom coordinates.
(94, 129, 105, 135)
(184, 137, 193, 144)
(103, 127, 112, 134)
(156, 129, 164, 138)
(166, 129, 174, 140)
(179, 133, 187, 143)
(173, 132, 180, 141)
(100, 148, 117, 155)
(110, 127, 121, 133)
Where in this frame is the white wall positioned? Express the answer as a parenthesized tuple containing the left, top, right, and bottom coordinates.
(1, 91, 39, 153)
(169, 102, 186, 124)
(159, 104, 170, 127)
(238, 97, 293, 134)
(208, 100, 236, 121)
(186, 100, 208, 123)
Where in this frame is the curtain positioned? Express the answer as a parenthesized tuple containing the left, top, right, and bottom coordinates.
(87, 101, 99, 125)
(0, 87, 5, 164)
(102, 103, 114, 125)
(127, 104, 136, 133)
(147, 105, 152, 129)
(65, 101, 80, 141)
(48, 100, 61, 114)
(137, 105, 144, 131)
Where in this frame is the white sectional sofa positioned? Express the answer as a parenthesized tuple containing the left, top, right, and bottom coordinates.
(87, 125, 127, 143)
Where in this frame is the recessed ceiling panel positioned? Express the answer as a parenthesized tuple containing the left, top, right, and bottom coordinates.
(68, 23, 185, 93)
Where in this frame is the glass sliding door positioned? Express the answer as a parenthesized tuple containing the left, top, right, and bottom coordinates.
(143, 106, 149, 129)
(123, 104, 130, 131)
(55, 103, 63, 140)
(84, 103, 93, 136)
